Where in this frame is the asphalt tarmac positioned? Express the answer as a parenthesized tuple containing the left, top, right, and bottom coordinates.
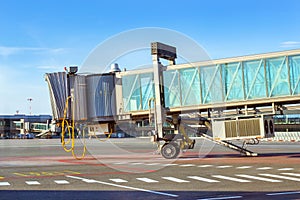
(0, 138, 300, 200)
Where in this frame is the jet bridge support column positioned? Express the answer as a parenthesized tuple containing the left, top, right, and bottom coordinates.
(152, 55, 165, 139)
(151, 42, 177, 140)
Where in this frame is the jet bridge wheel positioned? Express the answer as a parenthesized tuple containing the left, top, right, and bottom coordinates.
(161, 142, 180, 159)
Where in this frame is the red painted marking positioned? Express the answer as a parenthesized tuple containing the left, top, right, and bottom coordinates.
(58, 159, 106, 166)
(58, 159, 156, 173)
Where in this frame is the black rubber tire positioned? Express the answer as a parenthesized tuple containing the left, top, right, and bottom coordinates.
(161, 143, 180, 159)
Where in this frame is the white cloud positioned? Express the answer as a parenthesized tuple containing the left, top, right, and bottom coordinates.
(48, 48, 66, 54)
(280, 41, 300, 48)
(36, 65, 62, 70)
(0, 46, 67, 57)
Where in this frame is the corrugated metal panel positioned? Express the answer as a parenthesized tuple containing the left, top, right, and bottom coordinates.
(45, 72, 68, 120)
(252, 119, 261, 136)
(225, 121, 237, 138)
(238, 120, 248, 137)
(238, 119, 260, 137)
(73, 75, 88, 121)
(224, 118, 261, 139)
(86, 74, 116, 120)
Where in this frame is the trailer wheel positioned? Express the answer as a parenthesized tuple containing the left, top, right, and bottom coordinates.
(161, 143, 180, 159)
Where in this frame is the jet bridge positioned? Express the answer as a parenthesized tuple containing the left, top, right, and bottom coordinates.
(44, 42, 300, 159)
(137, 42, 273, 158)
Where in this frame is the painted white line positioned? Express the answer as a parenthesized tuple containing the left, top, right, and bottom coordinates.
(136, 178, 159, 183)
(26, 181, 41, 185)
(66, 175, 178, 198)
(235, 174, 282, 182)
(130, 163, 143, 165)
(54, 180, 70, 184)
(109, 178, 128, 183)
(162, 163, 178, 166)
(217, 165, 232, 169)
(236, 166, 252, 169)
(266, 191, 300, 196)
(281, 172, 300, 177)
(162, 177, 189, 183)
(0, 182, 10, 186)
(278, 168, 294, 171)
(187, 176, 219, 183)
(114, 162, 127, 165)
(198, 165, 213, 168)
(180, 164, 196, 167)
(179, 157, 201, 161)
(145, 163, 160, 166)
(257, 167, 272, 170)
(82, 179, 98, 183)
(198, 195, 242, 200)
(259, 174, 300, 181)
(212, 175, 251, 183)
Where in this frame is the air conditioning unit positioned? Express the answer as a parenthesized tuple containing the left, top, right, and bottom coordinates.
(212, 115, 274, 140)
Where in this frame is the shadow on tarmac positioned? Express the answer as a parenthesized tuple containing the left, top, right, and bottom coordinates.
(178, 152, 300, 159)
(1, 190, 299, 200)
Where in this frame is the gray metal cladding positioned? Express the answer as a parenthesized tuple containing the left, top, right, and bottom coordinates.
(86, 74, 116, 120)
(45, 72, 68, 120)
(72, 75, 88, 121)
(46, 72, 116, 121)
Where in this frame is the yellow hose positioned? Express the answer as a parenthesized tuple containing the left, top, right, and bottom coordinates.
(61, 96, 86, 160)
(88, 128, 113, 142)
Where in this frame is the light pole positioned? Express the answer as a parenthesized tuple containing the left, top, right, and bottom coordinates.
(27, 98, 33, 115)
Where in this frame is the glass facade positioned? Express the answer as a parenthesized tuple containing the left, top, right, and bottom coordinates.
(289, 55, 300, 95)
(164, 70, 180, 107)
(222, 62, 243, 101)
(200, 65, 223, 104)
(122, 73, 154, 112)
(180, 68, 201, 106)
(243, 59, 266, 99)
(121, 54, 300, 112)
(266, 56, 289, 97)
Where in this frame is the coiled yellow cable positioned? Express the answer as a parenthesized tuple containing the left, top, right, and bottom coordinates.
(88, 128, 113, 142)
(61, 96, 86, 160)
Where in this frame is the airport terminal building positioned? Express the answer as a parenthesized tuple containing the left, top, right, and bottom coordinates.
(0, 114, 52, 139)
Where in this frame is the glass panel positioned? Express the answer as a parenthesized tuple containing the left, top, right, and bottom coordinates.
(140, 73, 154, 110)
(163, 70, 181, 108)
(180, 68, 201, 106)
(289, 55, 300, 95)
(222, 62, 243, 101)
(243, 59, 266, 99)
(266, 56, 289, 97)
(200, 65, 223, 104)
(122, 74, 141, 112)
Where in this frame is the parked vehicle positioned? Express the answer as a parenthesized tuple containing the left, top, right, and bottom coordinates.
(17, 133, 35, 139)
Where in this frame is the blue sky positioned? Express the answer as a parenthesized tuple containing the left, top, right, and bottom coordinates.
(0, 0, 300, 115)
